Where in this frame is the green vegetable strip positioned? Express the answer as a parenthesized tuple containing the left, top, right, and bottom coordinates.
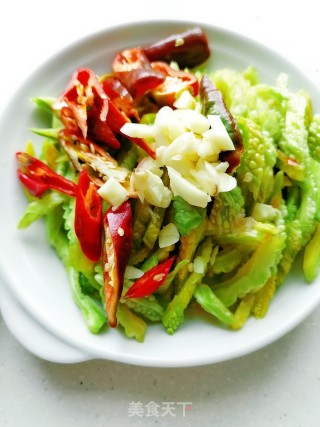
(251, 276, 276, 318)
(155, 260, 190, 309)
(209, 68, 252, 115)
(194, 284, 235, 326)
(242, 65, 259, 85)
(121, 278, 164, 322)
(41, 140, 59, 169)
(129, 245, 152, 266)
(162, 237, 213, 334)
(176, 219, 207, 289)
(132, 200, 151, 249)
(157, 259, 189, 295)
(210, 69, 286, 143)
(140, 245, 175, 272)
(31, 96, 56, 113)
(212, 221, 279, 248)
(18, 192, 67, 229)
(93, 265, 104, 287)
(303, 223, 320, 282)
(247, 84, 286, 142)
(30, 127, 60, 140)
(139, 252, 160, 272)
(231, 294, 255, 330)
(277, 159, 319, 286)
(143, 206, 166, 249)
(52, 114, 63, 130)
(119, 144, 139, 170)
(78, 272, 100, 296)
(212, 247, 252, 275)
(68, 268, 106, 334)
(207, 186, 245, 236)
(308, 114, 320, 162)
(268, 170, 284, 207)
(213, 232, 286, 307)
(45, 205, 70, 263)
(276, 149, 304, 182)
(250, 202, 277, 223)
(117, 304, 146, 343)
(122, 292, 164, 322)
(277, 91, 312, 181)
(206, 246, 219, 278)
(236, 116, 277, 203)
(140, 113, 156, 125)
(284, 186, 300, 223)
(172, 196, 206, 236)
(31, 96, 63, 130)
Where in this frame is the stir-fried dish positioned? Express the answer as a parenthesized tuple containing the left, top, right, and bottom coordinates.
(16, 28, 320, 341)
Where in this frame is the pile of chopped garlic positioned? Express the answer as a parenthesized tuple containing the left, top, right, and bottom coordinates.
(122, 103, 237, 209)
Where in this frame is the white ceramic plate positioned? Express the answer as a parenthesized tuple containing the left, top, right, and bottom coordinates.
(1, 20, 320, 367)
(0, 281, 91, 363)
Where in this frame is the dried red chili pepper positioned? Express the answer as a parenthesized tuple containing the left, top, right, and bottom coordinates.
(58, 68, 155, 157)
(74, 170, 103, 263)
(112, 48, 165, 99)
(150, 61, 199, 107)
(58, 67, 109, 139)
(57, 69, 121, 150)
(142, 27, 210, 68)
(87, 107, 121, 150)
(106, 99, 156, 159)
(60, 103, 121, 151)
(60, 106, 79, 134)
(101, 76, 139, 120)
(102, 200, 132, 327)
(125, 256, 176, 299)
(16, 152, 77, 197)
